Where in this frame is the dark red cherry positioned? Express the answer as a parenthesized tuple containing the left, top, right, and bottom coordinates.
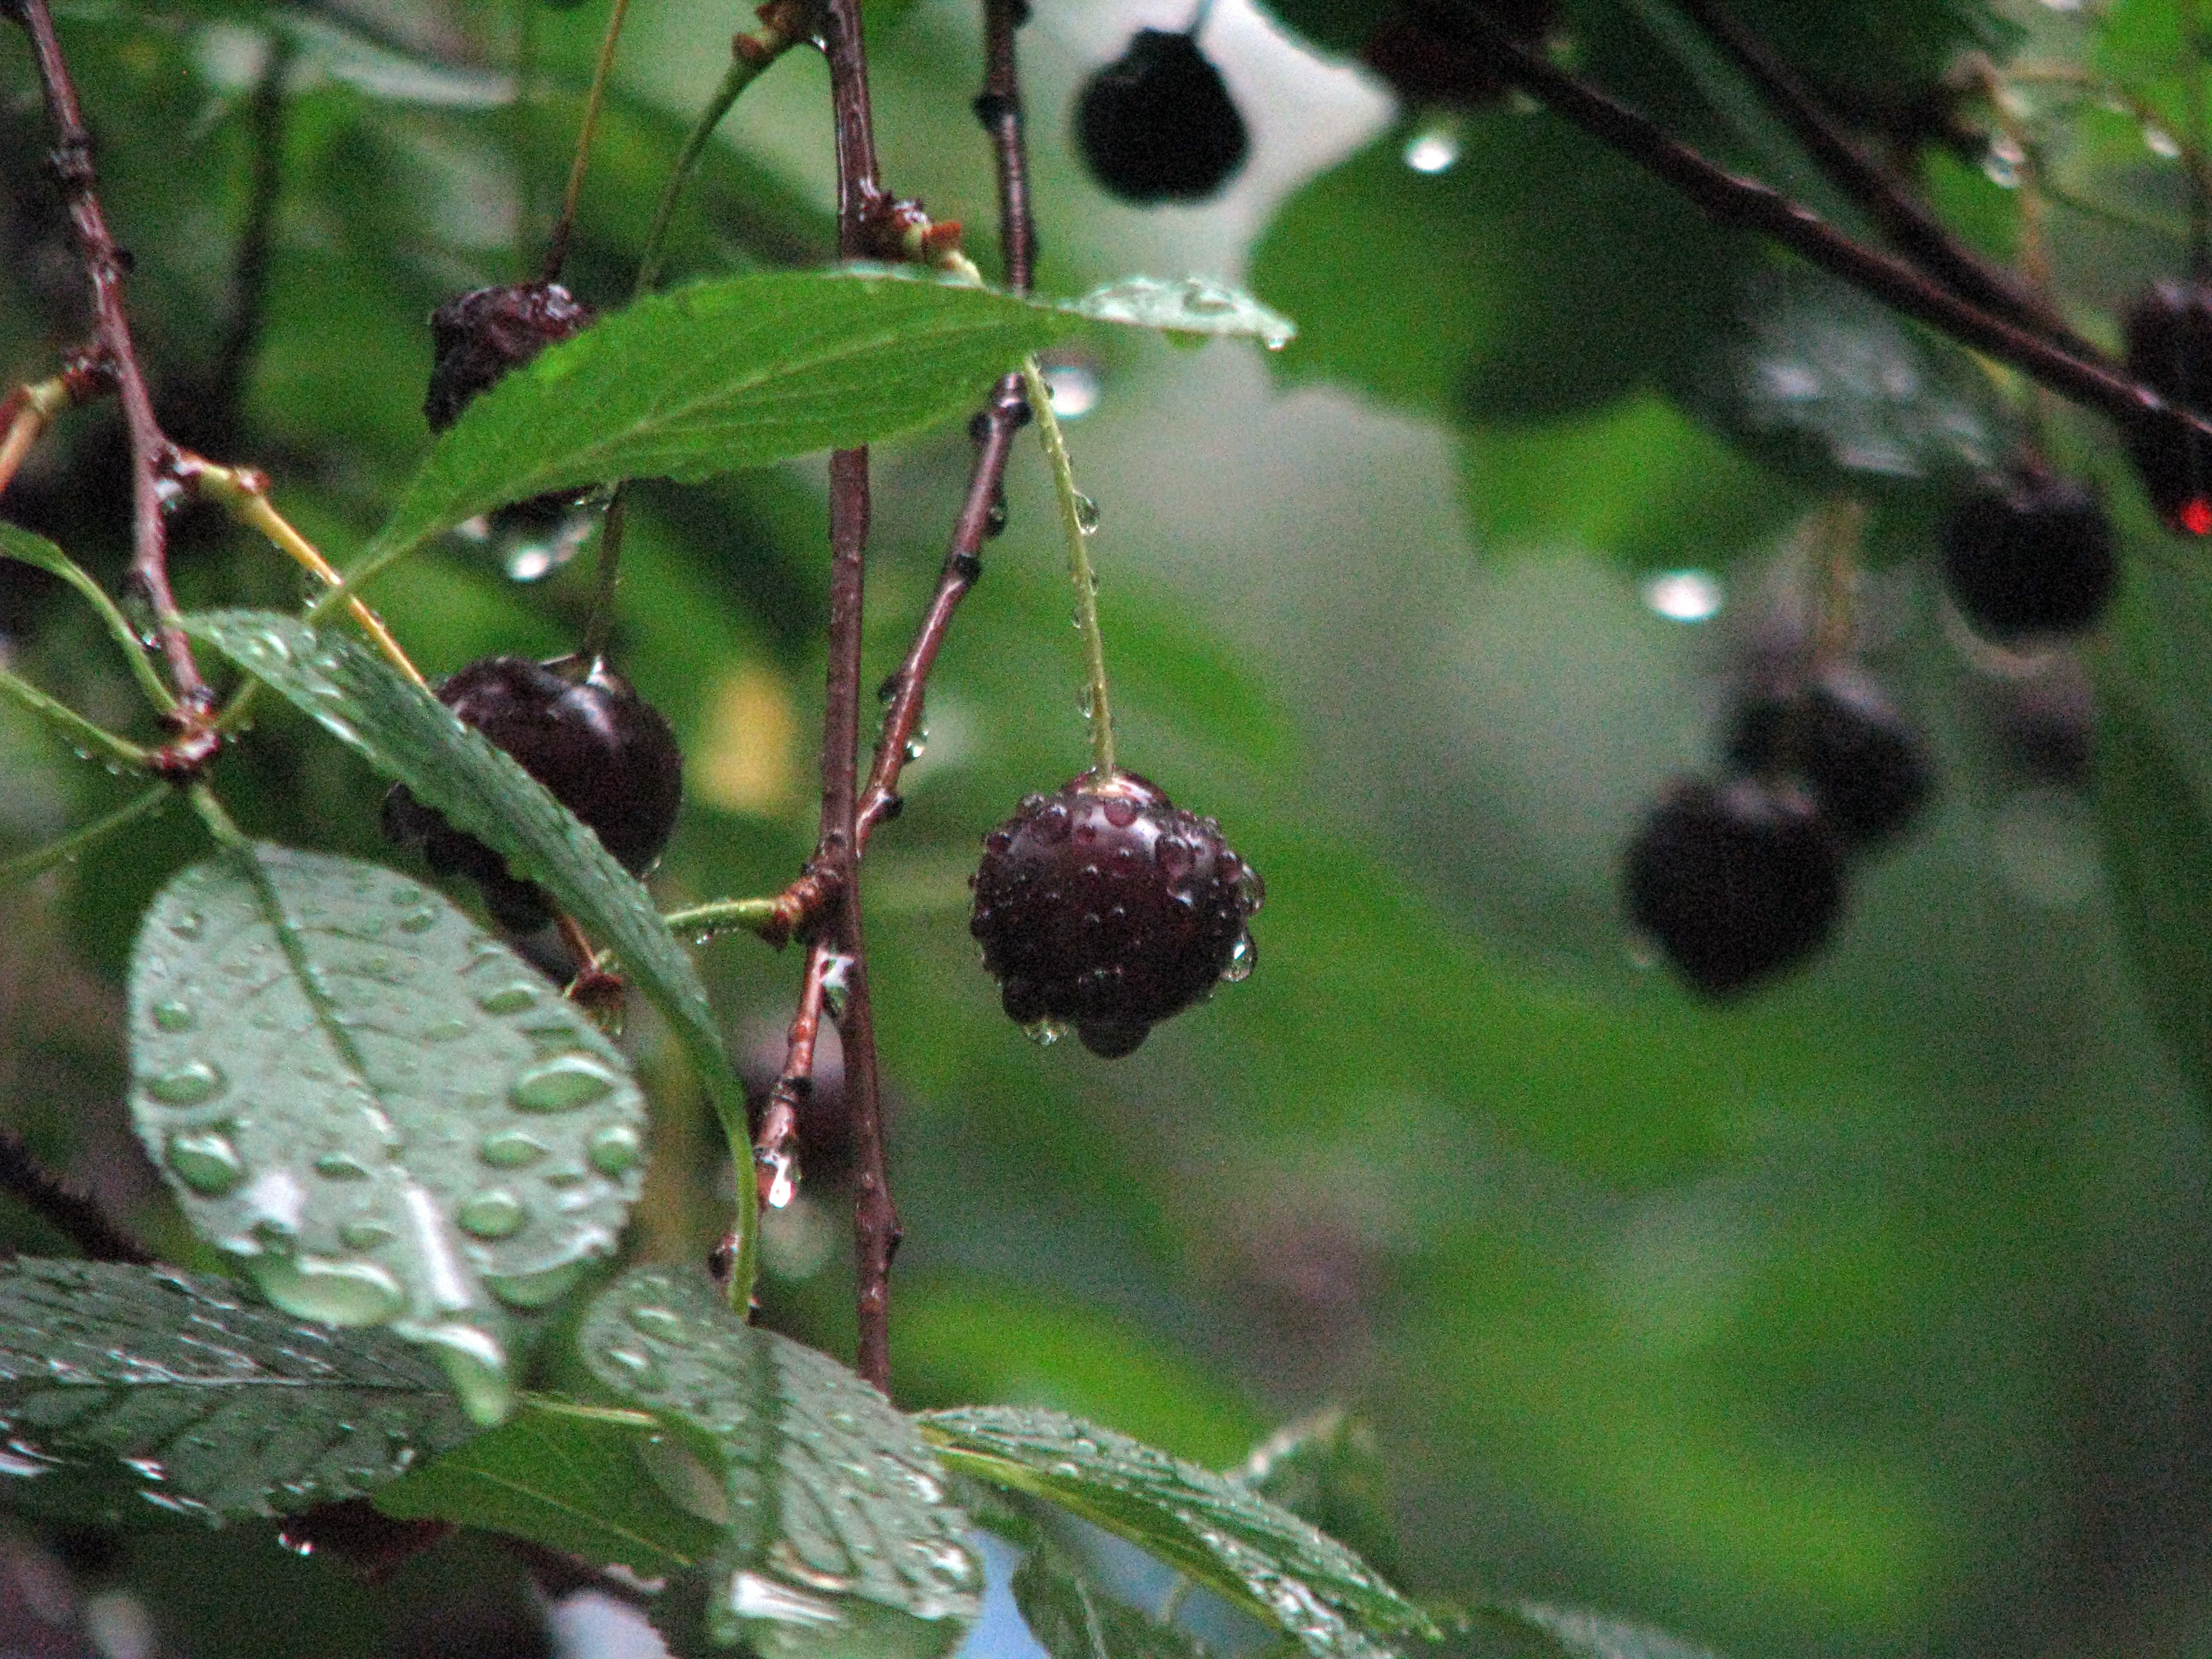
(424, 281, 596, 432)
(1074, 30, 1249, 205)
(969, 771, 1262, 1057)
(2123, 279, 2212, 535)
(382, 655, 682, 930)
(1725, 669, 1932, 849)
(1940, 469, 2116, 640)
(1622, 779, 1845, 996)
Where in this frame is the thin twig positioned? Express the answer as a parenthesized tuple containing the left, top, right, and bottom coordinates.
(13, 0, 211, 718)
(808, 0, 900, 1392)
(540, 0, 636, 283)
(209, 37, 289, 431)
(1664, 0, 2091, 356)
(977, 0, 1036, 294)
(0, 1128, 154, 1265)
(1447, 3, 2212, 458)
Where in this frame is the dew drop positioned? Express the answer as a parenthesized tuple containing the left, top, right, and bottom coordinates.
(165, 1130, 246, 1196)
(145, 1061, 226, 1106)
(510, 1054, 621, 1112)
(1403, 127, 1460, 173)
(1101, 796, 1139, 828)
(486, 1261, 586, 1309)
(758, 1147, 798, 1209)
(626, 1303, 687, 1340)
(455, 1189, 527, 1240)
(479, 1128, 550, 1169)
(2146, 122, 2182, 159)
(586, 1123, 642, 1176)
(1023, 1019, 1066, 1048)
(636, 1435, 725, 1522)
(1035, 801, 1071, 842)
(312, 1153, 373, 1182)
(602, 1345, 666, 1393)
(417, 1324, 513, 1427)
(1982, 134, 2024, 187)
(478, 983, 539, 1016)
(422, 1017, 470, 1042)
(396, 909, 438, 934)
(338, 1219, 396, 1251)
(0, 1440, 57, 1477)
(1221, 931, 1257, 983)
(819, 954, 855, 1023)
(253, 1254, 406, 1327)
(167, 910, 204, 939)
(1155, 836, 1195, 878)
(150, 1000, 196, 1033)
(1072, 493, 1100, 535)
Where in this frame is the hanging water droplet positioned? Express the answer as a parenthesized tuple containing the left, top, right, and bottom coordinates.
(1221, 931, 1256, 983)
(1044, 363, 1101, 420)
(757, 1147, 799, 1210)
(510, 1054, 621, 1111)
(1403, 127, 1460, 173)
(1982, 134, 2025, 187)
(903, 723, 929, 763)
(1023, 1018, 1066, 1047)
(2146, 123, 2182, 159)
(417, 1324, 514, 1427)
(150, 999, 196, 1033)
(1072, 493, 1100, 534)
(165, 1130, 245, 1196)
(478, 983, 539, 1016)
(455, 1189, 527, 1240)
(819, 954, 855, 1022)
(252, 1254, 407, 1327)
(585, 1122, 641, 1176)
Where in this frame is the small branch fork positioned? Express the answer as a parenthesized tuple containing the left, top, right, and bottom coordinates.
(1439, 0, 2212, 462)
(745, 0, 1042, 1392)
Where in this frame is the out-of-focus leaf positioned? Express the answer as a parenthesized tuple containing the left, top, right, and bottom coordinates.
(2096, 681, 2212, 1104)
(1421, 1601, 1725, 1659)
(920, 1406, 1430, 1659)
(0, 1258, 476, 1525)
(1012, 1544, 1213, 1659)
(1067, 278, 1296, 348)
(1235, 1411, 1401, 1586)
(192, 16, 513, 108)
(128, 844, 647, 1423)
(181, 613, 749, 1185)
(581, 1267, 983, 1657)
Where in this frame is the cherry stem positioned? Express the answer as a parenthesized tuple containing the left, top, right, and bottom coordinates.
(0, 782, 170, 892)
(12, 0, 211, 718)
(540, 0, 636, 284)
(1451, 3, 2212, 459)
(1020, 356, 1116, 779)
(808, 0, 900, 1389)
(661, 895, 783, 942)
(0, 1128, 154, 1265)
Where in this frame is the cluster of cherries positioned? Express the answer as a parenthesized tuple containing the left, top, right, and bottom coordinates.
(386, 283, 1261, 1057)
(1624, 276, 2212, 996)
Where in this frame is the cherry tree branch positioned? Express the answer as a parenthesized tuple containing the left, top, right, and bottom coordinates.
(12, 0, 213, 729)
(1448, 2, 2212, 458)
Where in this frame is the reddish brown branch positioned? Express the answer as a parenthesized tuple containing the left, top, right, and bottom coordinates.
(0, 1128, 153, 1265)
(13, 0, 211, 718)
(977, 0, 1036, 294)
(1448, 3, 2212, 457)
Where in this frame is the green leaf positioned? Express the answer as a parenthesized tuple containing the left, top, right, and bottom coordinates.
(1235, 1411, 1401, 1586)
(362, 270, 1076, 565)
(375, 1397, 722, 1576)
(918, 1407, 1431, 1659)
(1066, 278, 1296, 348)
(128, 844, 647, 1424)
(180, 611, 749, 1193)
(0, 1258, 476, 1525)
(2097, 682, 2212, 1103)
(1011, 1544, 1213, 1659)
(580, 1267, 983, 1657)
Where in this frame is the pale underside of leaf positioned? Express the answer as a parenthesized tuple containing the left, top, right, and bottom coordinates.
(127, 844, 647, 1422)
(0, 1258, 477, 1525)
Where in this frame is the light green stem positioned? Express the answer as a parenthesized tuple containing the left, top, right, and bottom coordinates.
(0, 783, 169, 890)
(0, 535, 176, 714)
(1019, 356, 1116, 778)
(634, 40, 789, 299)
(660, 896, 783, 943)
(187, 781, 250, 847)
(0, 664, 150, 770)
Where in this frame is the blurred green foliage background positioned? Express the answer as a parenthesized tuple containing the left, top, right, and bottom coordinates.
(9, 0, 2212, 1655)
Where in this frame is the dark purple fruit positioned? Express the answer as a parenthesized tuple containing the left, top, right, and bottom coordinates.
(1725, 670, 1931, 848)
(424, 281, 596, 432)
(970, 771, 1262, 1057)
(2123, 279, 2212, 535)
(383, 655, 682, 930)
(1074, 30, 1249, 205)
(1622, 779, 1845, 996)
(1940, 469, 2116, 640)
